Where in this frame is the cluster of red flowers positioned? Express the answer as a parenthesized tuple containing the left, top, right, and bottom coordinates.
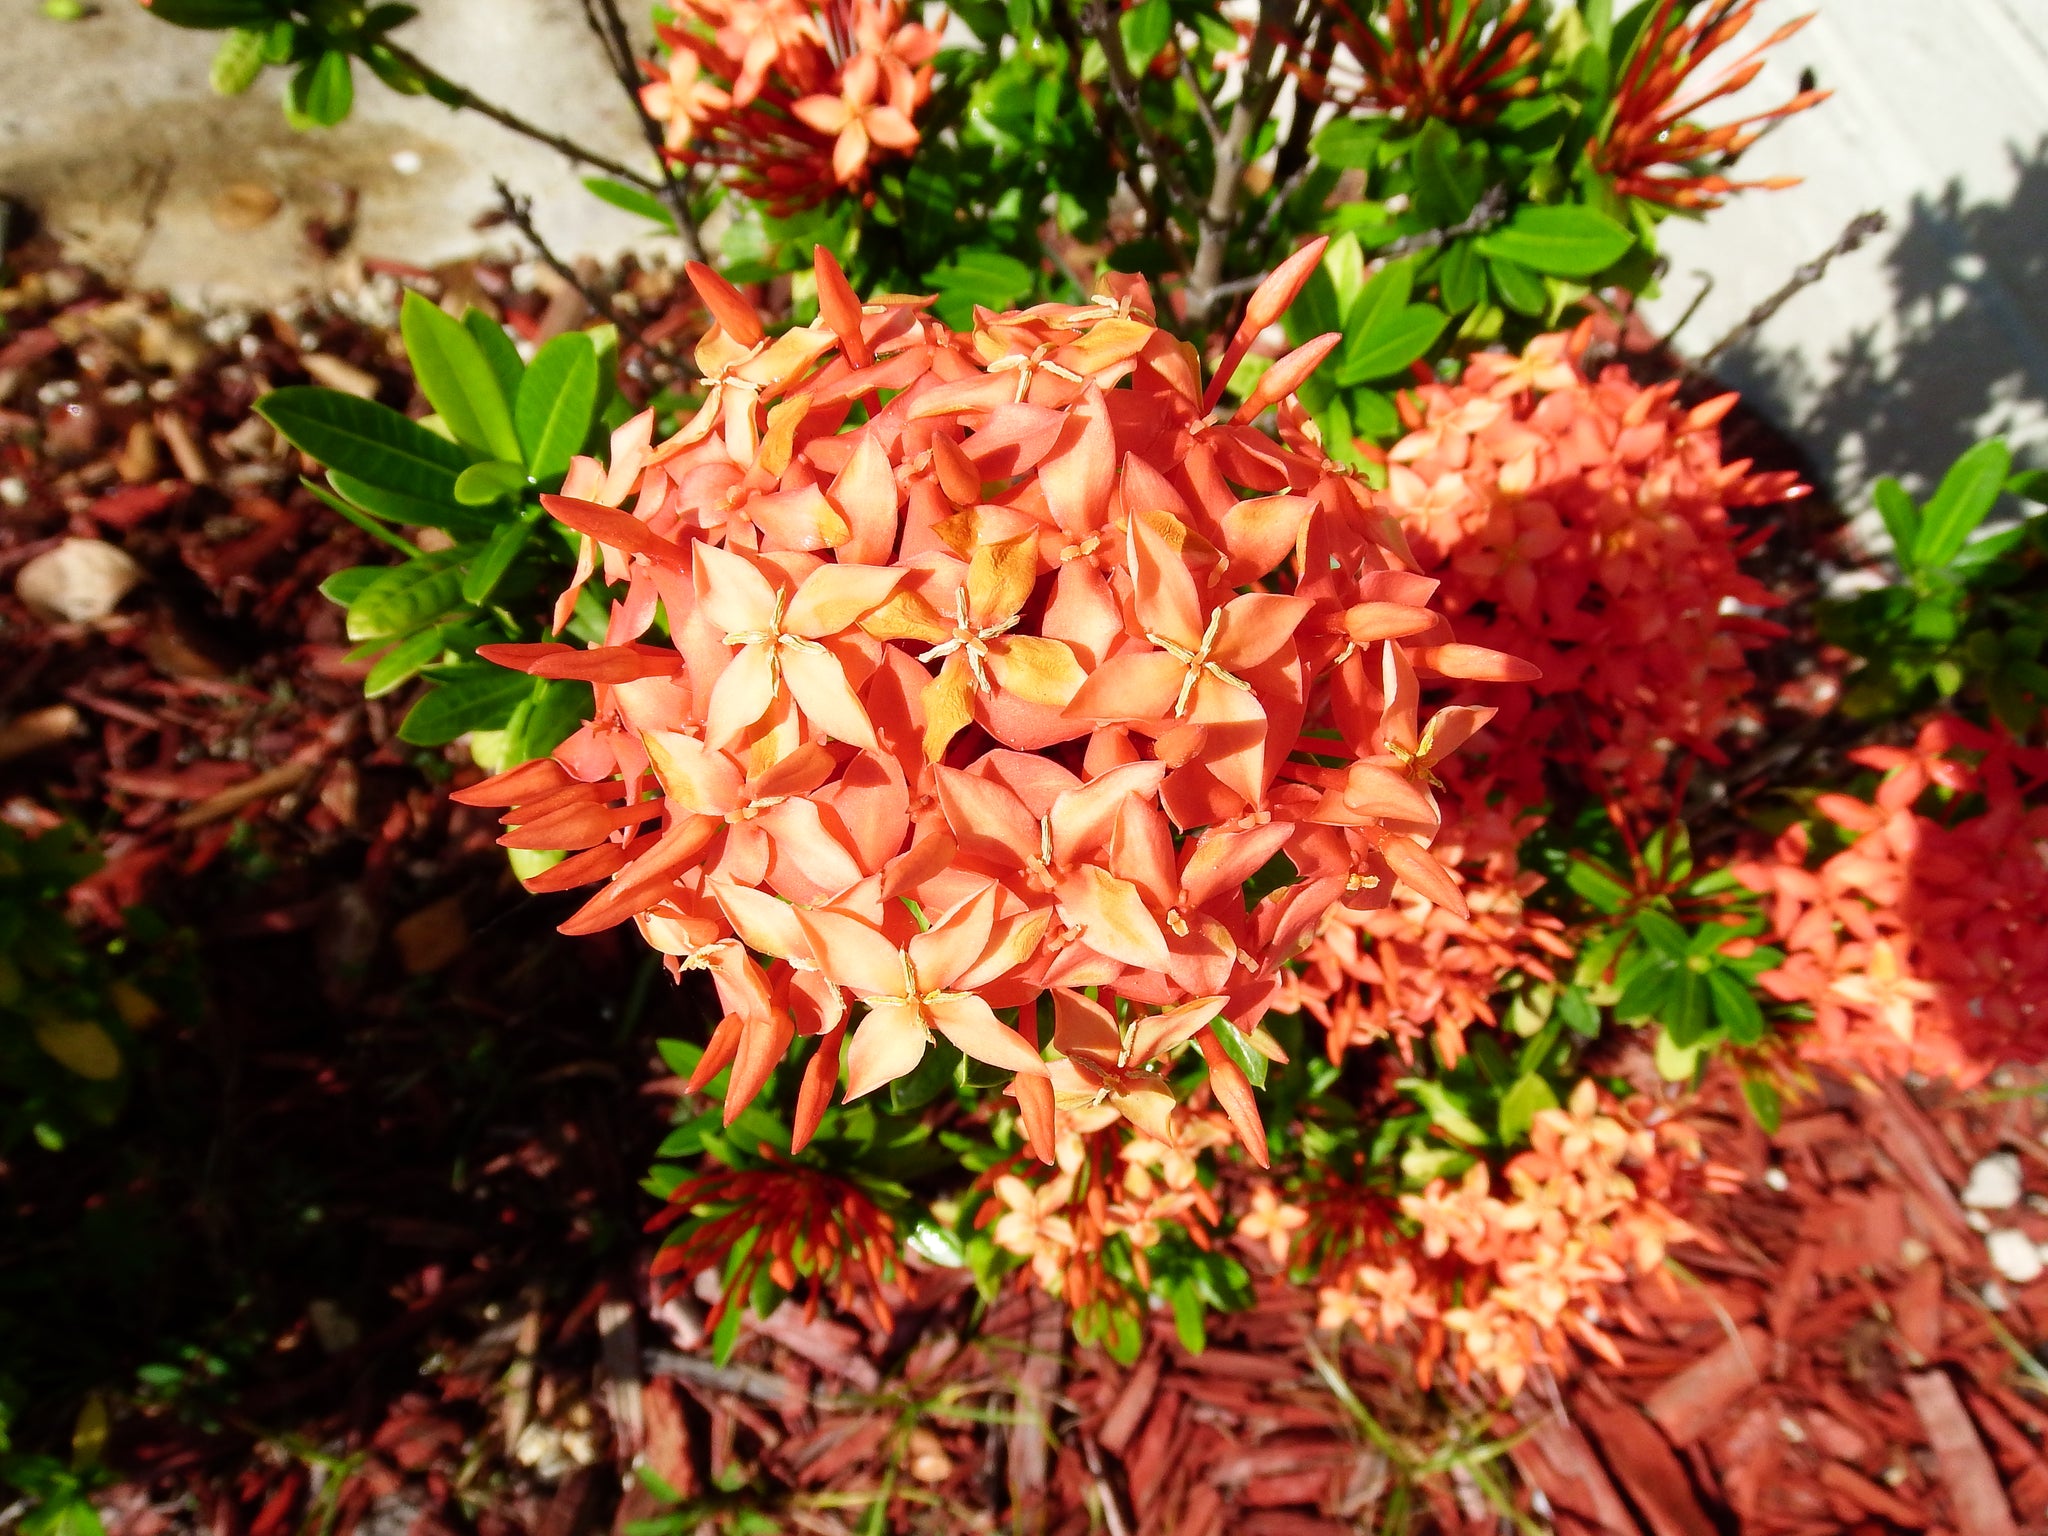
(1306, 1083, 1730, 1395)
(648, 1155, 905, 1328)
(1593, 0, 1829, 209)
(1377, 327, 1804, 815)
(454, 241, 1529, 1161)
(1736, 718, 2048, 1085)
(1278, 800, 1568, 1068)
(642, 0, 938, 211)
(1317, 0, 1542, 126)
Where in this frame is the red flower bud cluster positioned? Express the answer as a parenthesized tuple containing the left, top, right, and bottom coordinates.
(453, 242, 1529, 1161)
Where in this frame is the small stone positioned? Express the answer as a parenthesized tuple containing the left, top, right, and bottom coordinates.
(1982, 1280, 2011, 1311)
(15, 537, 144, 623)
(1762, 1166, 1790, 1192)
(1986, 1227, 2042, 1284)
(211, 182, 282, 232)
(391, 149, 423, 175)
(1963, 1151, 2024, 1210)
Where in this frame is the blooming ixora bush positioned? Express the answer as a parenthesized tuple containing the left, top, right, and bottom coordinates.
(451, 243, 1538, 1159)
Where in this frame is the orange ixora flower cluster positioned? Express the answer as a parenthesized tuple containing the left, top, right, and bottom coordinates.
(1378, 326, 1803, 813)
(1316, 0, 1542, 127)
(1736, 717, 2048, 1086)
(1593, 0, 1829, 210)
(1313, 1082, 1723, 1396)
(453, 242, 1531, 1162)
(1277, 796, 1568, 1066)
(983, 1106, 1232, 1300)
(642, 0, 939, 211)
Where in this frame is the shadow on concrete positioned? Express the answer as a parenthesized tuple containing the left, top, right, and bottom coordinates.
(1714, 135, 2048, 501)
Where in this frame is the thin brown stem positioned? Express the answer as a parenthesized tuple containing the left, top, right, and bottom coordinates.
(1181, 0, 1292, 335)
(577, 0, 709, 264)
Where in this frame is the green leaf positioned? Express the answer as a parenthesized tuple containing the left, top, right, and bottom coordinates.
(331, 470, 493, 536)
(1706, 966, 1766, 1045)
(1632, 908, 1689, 959)
(1948, 521, 2030, 578)
(141, 0, 275, 27)
(209, 28, 267, 94)
(1612, 958, 1675, 1022)
(257, 388, 475, 500)
(1741, 1076, 1782, 1134)
(400, 290, 524, 463)
(1437, 239, 1485, 313)
(345, 551, 467, 642)
(464, 310, 526, 407)
(319, 566, 384, 607)
(363, 624, 449, 698)
(1487, 255, 1547, 315)
(289, 50, 355, 128)
(1335, 303, 1447, 386)
(1872, 477, 1921, 562)
(581, 175, 679, 231)
(1653, 1028, 1703, 1083)
(503, 679, 590, 766)
(1556, 986, 1601, 1038)
(1313, 117, 1387, 170)
(398, 664, 536, 745)
(516, 332, 601, 481)
(2008, 468, 2048, 504)
(1563, 855, 1631, 914)
(925, 249, 1036, 329)
(1397, 1077, 1490, 1146)
(1167, 1278, 1207, 1354)
(1207, 1018, 1269, 1090)
(1497, 1073, 1558, 1145)
(1915, 439, 2012, 569)
(1412, 120, 1482, 226)
(1118, 0, 1171, 72)
(1322, 233, 1367, 317)
(462, 507, 543, 606)
(1476, 204, 1634, 277)
(453, 461, 529, 506)
(300, 475, 421, 556)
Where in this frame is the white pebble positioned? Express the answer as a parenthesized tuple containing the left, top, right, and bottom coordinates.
(1762, 1166, 1789, 1192)
(1987, 1227, 2043, 1284)
(1963, 1151, 2024, 1210)
(391, 149, 423, 175)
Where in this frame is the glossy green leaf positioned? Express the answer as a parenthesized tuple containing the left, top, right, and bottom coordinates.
(1563, 856, 1631, 914)
(344, 551, 467, 642)
(1476, 204, 1634, 277)
(290, 50, 354, 128)
(516, 332, 601, 480)
(462, 507, 543, 606)
(1118, 0, 1172, 72)
(257, 388, 474, 500)
(362, 624, 449, 698)
(1397, 1076, 1489, 1146)
(209, 28, 266, 94)
(1706, 965, 1766, 1044)
(453, 460, 529, 506)
(1437, 239, 1486, 313)
(581, 175, 678, 231)
(1487, 255, 1547, 315)
(1741, 1076, 1782, 1133)
(142, 0, 275, 28)
(1915, 438, 2011, 569)
(1335, 304, 1447, 386)
(504, 679, 591, 766)
(1556, 986, 1601, 1038)
(329, 470, 492, 537)
(464, 310, 526, 408)
(1633, 908, 1689, 959)
(1872, 476, 1921, 561)
(2008, 469, 2048, 504)
(1497, 1073, 1558, 1145)
(1312, 117, 1387, 170)
(397, 664, 536, 745)
(1412, 120, 1483, 226)
(399, 290, 523, 463)
(318, 566, 384, 607)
